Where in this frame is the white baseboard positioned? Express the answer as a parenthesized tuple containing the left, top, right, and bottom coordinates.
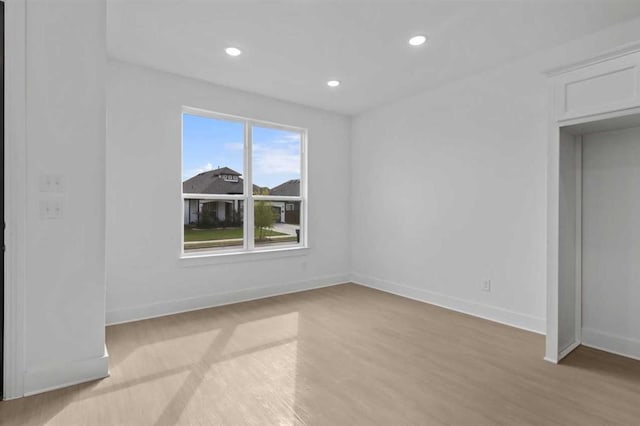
(558, 340, 581, 361)
(106, 274, 350, 325)
(582, 327, 640, 361)
(351, 273, 545, 335)
(24, 346, 109, 396)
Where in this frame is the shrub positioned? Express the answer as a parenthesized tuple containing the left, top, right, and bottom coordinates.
(255, 200, 274, 240)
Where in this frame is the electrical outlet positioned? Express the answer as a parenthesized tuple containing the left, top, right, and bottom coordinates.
(481, 280, 492, 292)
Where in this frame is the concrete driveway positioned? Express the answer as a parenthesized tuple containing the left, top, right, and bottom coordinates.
(272, 223, 300, 236)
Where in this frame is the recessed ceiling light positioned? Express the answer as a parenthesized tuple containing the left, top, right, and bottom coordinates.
(408, 35, 427, 46)
(327, 80, 341, 88)
(225, 47, 242, 57)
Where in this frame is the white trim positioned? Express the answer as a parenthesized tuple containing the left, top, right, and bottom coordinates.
(558, 340, 581, 362)
(544, 340, 580, 363)
(253, 195, 302, 201)
(180, 106, 307, 258)
(559, 105, 640, 127)
(546, 129, 584, 363)
(545, 81, 561, 363)
(180, 112, 186, 258)
(106, 274, 349, 325)
(300, 128, 308, 247)
(574, 137, 583, 345)
(351, 273, 545, 335)
(3, 0, 27, 400)
(545, 41, 640, 77)
(246, 122, 254, 250)
(180, 245, 309, 265)
(23, 347, 109, 397)
(182, 193, 245, 201)
(546, 48, 640, 363)
(582, 328, 640, 361)
(182, 105, 306, 133)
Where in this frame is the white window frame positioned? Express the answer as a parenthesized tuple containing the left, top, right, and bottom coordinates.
(180, 106, 308, 258)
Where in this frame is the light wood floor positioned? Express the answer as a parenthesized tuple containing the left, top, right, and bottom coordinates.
(2, 283, 640, 425)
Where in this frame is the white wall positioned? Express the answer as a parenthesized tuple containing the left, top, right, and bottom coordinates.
(21, 0, 108, 395)
(582, 126, 640, 359)
(350, 16, 640, 334)
(105, 60, 350, 323)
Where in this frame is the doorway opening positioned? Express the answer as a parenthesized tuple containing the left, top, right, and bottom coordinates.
(555, 112, 640, 362)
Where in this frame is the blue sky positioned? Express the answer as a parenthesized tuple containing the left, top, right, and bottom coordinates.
(182, 113, 301, 189)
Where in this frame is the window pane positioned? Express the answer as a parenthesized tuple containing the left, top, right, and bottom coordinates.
(252, 125, 301, 195)
(183, 199, 244, 252)
(183, 113, 245, 195)
(254, 200, 301, 248)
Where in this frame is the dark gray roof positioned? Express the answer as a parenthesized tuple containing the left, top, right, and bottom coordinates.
(183, 167, 256, 195)
(209, 166, 240, 177)
(184, 167, 300, 196)
(270, 179, 300, 196)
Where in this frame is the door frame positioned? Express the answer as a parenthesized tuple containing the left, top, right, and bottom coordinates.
(546, 100, 640, 364)
(3, 0, 27, 399)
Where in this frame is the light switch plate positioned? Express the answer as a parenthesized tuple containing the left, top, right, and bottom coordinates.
(40, 199, 64, 220)
(39, 174, 65, 193)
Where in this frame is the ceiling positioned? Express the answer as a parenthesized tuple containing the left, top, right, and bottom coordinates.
(107, 0, 640, 115)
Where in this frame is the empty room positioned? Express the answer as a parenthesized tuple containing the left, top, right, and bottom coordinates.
(3, 0, 640, 424)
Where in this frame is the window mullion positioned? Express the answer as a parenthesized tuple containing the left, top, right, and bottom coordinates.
(252, 195, 302, 201)
(246, 123, 255, 250)
(182, 193, 245, 201)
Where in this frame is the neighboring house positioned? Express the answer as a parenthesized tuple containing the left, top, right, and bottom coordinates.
(183, 169, 301, 226)
(269, 179, 301, 224)
(183, 167, 258, 225)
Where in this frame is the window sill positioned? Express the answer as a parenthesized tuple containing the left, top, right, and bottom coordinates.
(179, 245, 309, 267)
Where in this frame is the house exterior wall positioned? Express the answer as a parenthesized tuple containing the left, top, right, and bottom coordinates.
(272, 202, 285, 223)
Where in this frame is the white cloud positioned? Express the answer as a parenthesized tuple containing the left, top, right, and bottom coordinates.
(253, 140, 301, 183)
(255, 151, 300, 175)
(224, 142, 244, 151)
(183, 162, 213, 179)
(274, 133, 301, 144)
(198, 162, 214, 173)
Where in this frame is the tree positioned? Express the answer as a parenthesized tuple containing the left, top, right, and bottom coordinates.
(254, 188, 274, 240)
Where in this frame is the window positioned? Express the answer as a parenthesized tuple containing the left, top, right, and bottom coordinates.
(182, 107, 306, 255)
(222, 174, 239, 182)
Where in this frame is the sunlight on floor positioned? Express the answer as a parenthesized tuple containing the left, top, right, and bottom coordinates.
(47, 311, 301, 425)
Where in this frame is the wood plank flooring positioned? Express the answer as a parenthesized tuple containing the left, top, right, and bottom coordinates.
(1, 283, 640, 425)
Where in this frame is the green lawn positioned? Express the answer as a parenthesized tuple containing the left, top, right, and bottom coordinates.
(184, 226, 286, 242)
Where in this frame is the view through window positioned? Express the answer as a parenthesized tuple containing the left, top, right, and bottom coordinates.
(182, 109, 305, 254)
